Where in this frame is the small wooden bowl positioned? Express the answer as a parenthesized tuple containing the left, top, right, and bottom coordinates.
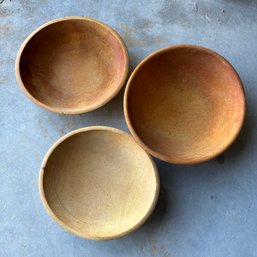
(16, 17, 128, 114)
(39, 126, 159, 240)
(124, 45, 245, 164)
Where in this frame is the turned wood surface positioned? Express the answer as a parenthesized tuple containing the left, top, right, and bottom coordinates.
(16, 17, 128, 114)
(124, 45, 245, 164)
(39, 126, 159, 240)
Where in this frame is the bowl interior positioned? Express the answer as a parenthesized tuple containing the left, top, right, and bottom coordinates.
(126, 46, 245, 164)
(41, 129, 158, 239)
(18, 19, 127, 113)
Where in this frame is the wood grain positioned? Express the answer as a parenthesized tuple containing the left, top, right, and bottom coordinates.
(16, 17, 128, 114)
(39, 126, 159, 240)
(124, 45, 245, 164)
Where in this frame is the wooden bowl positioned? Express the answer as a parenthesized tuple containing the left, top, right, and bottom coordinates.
(16, 17, 128, 114)
(124, 45, 245, 164)
(39, 126, 159, 240)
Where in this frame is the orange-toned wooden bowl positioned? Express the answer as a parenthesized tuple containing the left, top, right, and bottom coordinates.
(39, 126, 159, 240)
(16, 17, 128, 114)
(124, 45, 245, 164)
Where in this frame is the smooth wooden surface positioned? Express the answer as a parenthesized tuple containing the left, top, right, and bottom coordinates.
(16, 17, 128, 114)
(39, 126, 159, 240)
(124, 45, 245, 164)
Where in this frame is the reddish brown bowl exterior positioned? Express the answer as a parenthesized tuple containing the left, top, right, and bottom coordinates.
(124, 45, 245, 164)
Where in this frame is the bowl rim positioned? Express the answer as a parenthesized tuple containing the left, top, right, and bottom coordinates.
(124, 44, 246, 165)
(15, 16, 129, 114)
(38, 126, 160, 240)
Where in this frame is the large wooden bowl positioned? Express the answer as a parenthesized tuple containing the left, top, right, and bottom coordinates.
(16, 17, 128, 114)
(124, 45, 245, 164)
(39, 126, 159, 240)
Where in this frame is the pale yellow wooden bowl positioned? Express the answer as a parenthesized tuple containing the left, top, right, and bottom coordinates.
(16, 17, 128, 114)
(39, 126, 159, 240)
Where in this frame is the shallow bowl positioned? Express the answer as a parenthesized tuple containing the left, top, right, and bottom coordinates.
(16, 17, 128, 114)
(39, 126, 159, 240)
(124, 45, 245, 164)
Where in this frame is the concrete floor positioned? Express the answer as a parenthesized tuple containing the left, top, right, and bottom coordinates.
(1, 0, 257, 256)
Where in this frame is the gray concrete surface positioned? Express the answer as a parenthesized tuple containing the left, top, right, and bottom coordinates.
(1, 0, 257, 256)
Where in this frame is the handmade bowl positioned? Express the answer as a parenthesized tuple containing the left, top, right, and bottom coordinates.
(39, 126, 159, 240)
(124, 45, 245, 164)
(16, 17, 128, 114)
